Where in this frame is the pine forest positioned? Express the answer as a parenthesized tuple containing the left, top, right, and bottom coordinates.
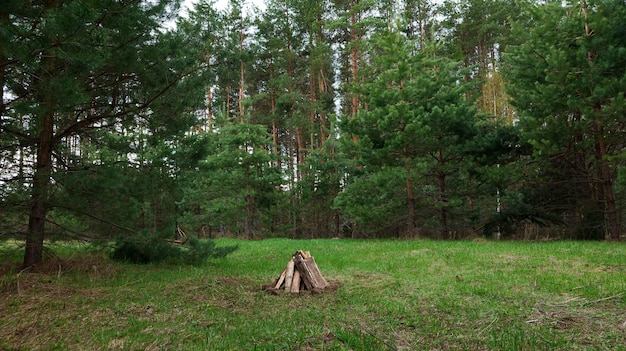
(1, 0, 626, 266)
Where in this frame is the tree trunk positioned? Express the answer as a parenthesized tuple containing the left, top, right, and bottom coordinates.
(595, 122, 620, 241)
(206, 58, 213, 133)
(206, 86, 213, 132)
(582, 3, 619, 241)
(437, 149, 449, 239)
(316, 15, 328, 145)
(269, 62, 280, 168)
(417, 2, 425, 47)
(226, 84, 231, 120)
(272, 118, 279, 166)
(350, 0, 359, 119)
(0, 8, 6, 119)
(238, 31, 245, 122)
(24, 0, 59, 266)
(244, 150, 254, 238)
(295, 127, 304, 165)
(309, 43, 317, 150)
(205, 51, 213, 133)
(405, 151, 416, 237)
(24, 110, 54, 268)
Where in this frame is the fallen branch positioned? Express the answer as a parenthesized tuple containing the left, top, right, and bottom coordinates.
(587, 292, 625, 305)
(477, 317, 498, 336)
(165, 225, 189, 245)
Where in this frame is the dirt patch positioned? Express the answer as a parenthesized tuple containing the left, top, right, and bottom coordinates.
(215, 276, 245, 287)
(0, 279, 110, 351)
(158, 275, 246, 305)
(593, 265, 625, 273)
(325, 279, 342, 292)
(300, 331, 337, 350)
(0, 261, 21, 276)
(262, 279, 342, 295)
(410, 248, 431, 255)
(526, 308, 582, 330)
(526, 293, 626, 336)
(39, 254, 118, 276)
(497, 254, 529, 262)
(0, 254, 118, 296)
(1, 254, 118, 277)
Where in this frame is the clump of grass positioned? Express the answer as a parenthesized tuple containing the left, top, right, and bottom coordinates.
(334, 325, 395, 351)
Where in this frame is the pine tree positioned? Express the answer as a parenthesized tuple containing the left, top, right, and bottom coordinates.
(179, 121, 281, 238)
(504, 0, 626, 241)
(337, 29, 481, 238)
(0, 0, 204, 266)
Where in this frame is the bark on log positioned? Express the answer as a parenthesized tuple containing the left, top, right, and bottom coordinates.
(293, 252, 327, 290)
(274, 268, 287, 289)
(265, 250, 329, 293)
(290, 270, 301, 293)
(284, 260, 295, 291)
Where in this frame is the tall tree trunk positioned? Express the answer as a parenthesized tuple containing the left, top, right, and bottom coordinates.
(350, 0, 359, 119)
(595, 122, 620, 241)
(437, 149, 449, 239)
(206, 52, 213, 133)
(18, 116, 25, 180)
(24, 0, 59, 267)
(269, 61, 280, 168)
(316, 13, 328, 145)
(417, 1, 426, 47)
(0, 8, 6, 119)
(292, 119, 305, 182)
(24, 107, 54, 268)
(238, 31, 245, 122)
(318, 66, 328, 143)
(245, 163, 254, 239)
(405, 151, 416, 237)
(582, 2, 619, 241)
(226, 84, 231, 120)
(207, 86, 213, 132)
(271, 109, 280, 168)
(309, 44, 317, 149)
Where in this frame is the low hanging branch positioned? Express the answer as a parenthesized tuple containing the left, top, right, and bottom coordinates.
(165, 225, 188, 245)
(264, 250, 329, 294)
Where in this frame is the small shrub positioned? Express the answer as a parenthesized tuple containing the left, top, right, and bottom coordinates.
(181, 237, 239, 265)
(108, 233, 238, 264)
(109, 234, 174, 264)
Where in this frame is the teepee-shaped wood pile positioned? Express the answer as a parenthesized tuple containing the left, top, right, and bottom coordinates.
(268, 250, 328, 293)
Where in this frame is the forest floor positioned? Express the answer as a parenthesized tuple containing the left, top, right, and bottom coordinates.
(1, 238, 625, 350)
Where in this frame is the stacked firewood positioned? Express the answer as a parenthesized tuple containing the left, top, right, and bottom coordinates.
(267, 250, 328, 293)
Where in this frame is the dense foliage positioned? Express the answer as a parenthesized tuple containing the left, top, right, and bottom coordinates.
(1, 0, 625, 266)
(109, 236, 239, 264)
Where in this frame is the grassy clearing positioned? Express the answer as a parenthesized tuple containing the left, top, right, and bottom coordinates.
(1, 239, 625, 350)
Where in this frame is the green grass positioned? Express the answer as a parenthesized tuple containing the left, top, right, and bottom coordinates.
(1, 238, 625, 350)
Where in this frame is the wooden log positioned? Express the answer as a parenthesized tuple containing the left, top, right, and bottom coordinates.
(284, 260, 295, 291)
(290, 269, 301, 293)
(273, 268, 287, 289)
(294, 250, 311, 259)
(293, 252, 327, 290)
